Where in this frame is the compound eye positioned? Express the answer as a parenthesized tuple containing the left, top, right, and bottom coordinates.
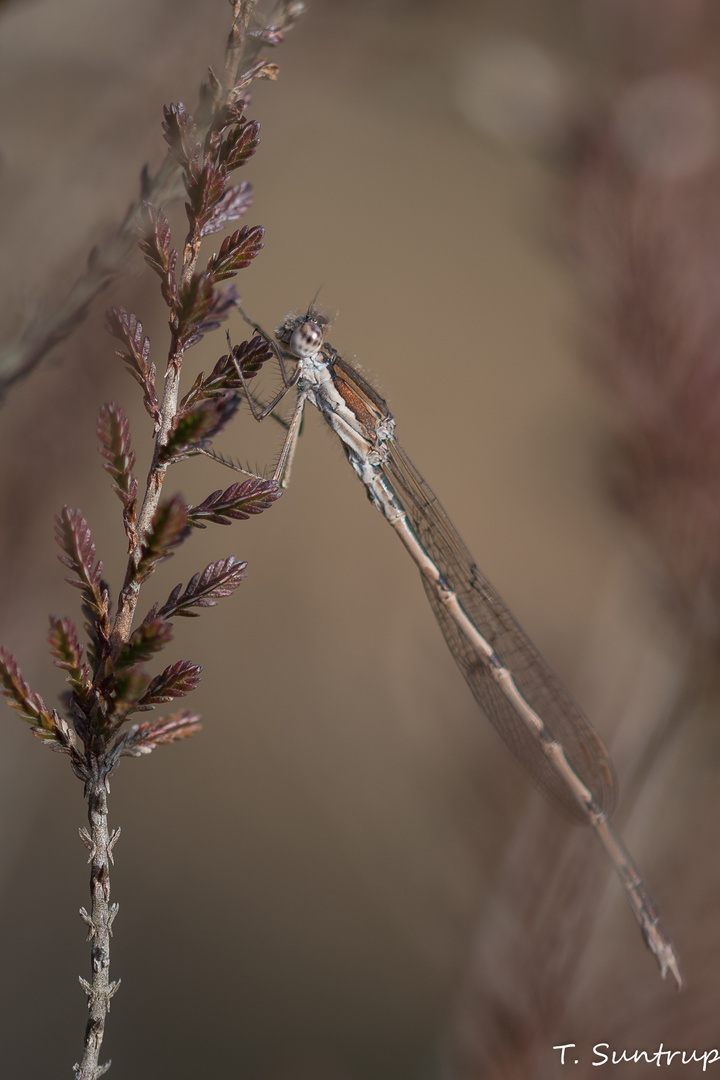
(289, 320, 323, 358)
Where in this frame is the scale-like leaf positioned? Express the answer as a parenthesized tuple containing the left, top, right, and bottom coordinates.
(137, 660, 202, 707)
(48, 616, 92, 694)
(207, 225, 264, 281)
(105, 307, 159, 417)
(185, 161, 228, 232)
(199, 335, 275, 398)
(187, 478, 281, 527)
(174, 271, 216, 348)
(221, 119, 260, 170)
(201, 181, 253, 237)
(157, 556, 247, 619)
(161, 395, 241, 463)
(113, 711, 202, 759)
(0, 648, 55, 733)
(117, 618, 173, 670)
(55, 509, 109, 634)
(97, 403, 138, 512)
(136, 495, 190, 579)
(162, 102, 201, 172)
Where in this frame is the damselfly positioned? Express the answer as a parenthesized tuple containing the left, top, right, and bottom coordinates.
(211, 304, 681, 987)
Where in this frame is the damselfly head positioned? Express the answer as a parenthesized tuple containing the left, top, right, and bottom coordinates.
(289, 319, 324, 358)
(276, 309, 330, 359)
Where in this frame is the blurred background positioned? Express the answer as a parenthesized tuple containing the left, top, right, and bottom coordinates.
(1, 0, 718, 1076)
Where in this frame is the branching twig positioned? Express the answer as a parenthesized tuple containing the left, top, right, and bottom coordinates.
(0, 3, 298, 1076)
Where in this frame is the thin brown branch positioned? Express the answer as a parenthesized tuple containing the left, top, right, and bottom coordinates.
(74, 764, 120, 1080)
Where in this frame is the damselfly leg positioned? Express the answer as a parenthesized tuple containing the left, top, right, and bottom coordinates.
(231, 302, 301, 422)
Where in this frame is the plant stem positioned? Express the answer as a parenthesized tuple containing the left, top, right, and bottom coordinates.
(75, 761, 119, 1080)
